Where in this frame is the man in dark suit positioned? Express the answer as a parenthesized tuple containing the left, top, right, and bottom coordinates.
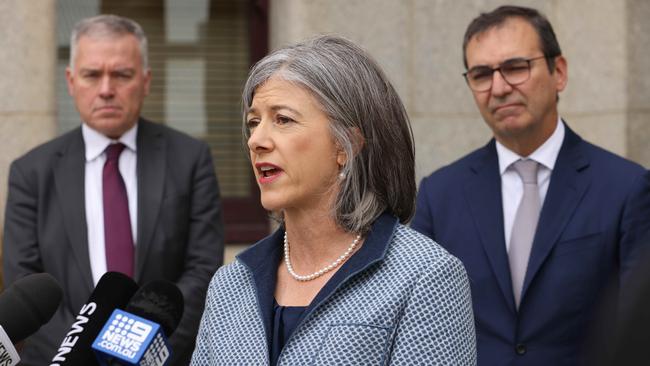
(412, 5, 650, 365)
(2, 15, 223, 365)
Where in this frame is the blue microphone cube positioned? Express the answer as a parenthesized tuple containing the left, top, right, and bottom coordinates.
(92, 309, 171, 366)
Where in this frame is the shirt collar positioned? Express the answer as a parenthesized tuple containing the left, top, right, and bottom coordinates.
(496, 117, 565, 174)
(82, 122, 139, 162)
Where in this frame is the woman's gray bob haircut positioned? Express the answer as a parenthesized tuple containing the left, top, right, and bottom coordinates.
(69, 14, 148, 70)
(242, 35, 416, 234)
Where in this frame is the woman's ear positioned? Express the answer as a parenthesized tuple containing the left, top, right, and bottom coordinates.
(336, 127, 364, 166)
(337, 150, 347, 166)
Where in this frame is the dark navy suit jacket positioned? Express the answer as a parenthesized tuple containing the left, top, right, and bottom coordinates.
(412, 123, 650, 366)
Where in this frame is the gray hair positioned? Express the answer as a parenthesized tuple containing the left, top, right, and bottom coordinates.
(242, 35, 416, 234)
(69, 14, 148, 70)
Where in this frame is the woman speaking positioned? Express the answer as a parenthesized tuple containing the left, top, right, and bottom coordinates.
(192, 35, 476, 365)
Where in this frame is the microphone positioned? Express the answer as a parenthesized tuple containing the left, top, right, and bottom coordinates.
(50, 272, 138, 366)
(0, 273, 63, 366)
(92, 280, 184, 366)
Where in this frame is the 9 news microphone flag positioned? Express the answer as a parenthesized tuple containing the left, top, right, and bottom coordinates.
(92, 310, 170, 366)
(92, 280, 184, 366)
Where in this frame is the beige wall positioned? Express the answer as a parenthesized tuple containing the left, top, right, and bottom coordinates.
(627, 0, 650, 164)
(0, 0, 57, 285)
(269, 0, 650, 184)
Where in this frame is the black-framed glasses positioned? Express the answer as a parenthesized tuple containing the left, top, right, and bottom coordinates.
(463, 55, 549, 92)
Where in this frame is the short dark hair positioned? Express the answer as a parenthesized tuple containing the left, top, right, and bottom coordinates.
(462, 5, 562, 72)
(242, 36, 416, 234)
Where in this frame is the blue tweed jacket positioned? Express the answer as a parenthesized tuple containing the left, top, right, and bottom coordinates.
(191, 213, 476, 365)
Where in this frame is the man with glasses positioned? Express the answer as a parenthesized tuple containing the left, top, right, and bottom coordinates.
(412, 5, 650, 365)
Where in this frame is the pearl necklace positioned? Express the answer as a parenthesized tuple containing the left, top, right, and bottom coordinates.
(283, 231, 361, 282)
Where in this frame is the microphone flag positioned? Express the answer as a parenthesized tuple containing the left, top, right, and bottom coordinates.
(92, 309, 170, 366)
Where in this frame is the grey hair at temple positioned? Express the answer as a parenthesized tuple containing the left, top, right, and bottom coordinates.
(69, 14, 149, 70)
(242, 35, 416, 234)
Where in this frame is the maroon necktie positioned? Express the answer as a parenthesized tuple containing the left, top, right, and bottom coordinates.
(103, 143, 134, 277)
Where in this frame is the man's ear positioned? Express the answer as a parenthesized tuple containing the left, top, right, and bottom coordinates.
(65, 67, 75, 97)
(143, 68, 152, 96)
(553, 55, 568, 92)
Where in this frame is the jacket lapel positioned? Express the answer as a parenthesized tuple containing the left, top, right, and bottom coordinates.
(237, 230, 283, 350)
(135, 120, 166, 281)
(53, 128, 94, 291)
(464, 140, 516, 312)
(521, 125, 590, 301)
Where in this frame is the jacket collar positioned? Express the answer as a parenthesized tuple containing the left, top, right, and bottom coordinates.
(54, 128, 94, 291)
(237, 211, 399, 349)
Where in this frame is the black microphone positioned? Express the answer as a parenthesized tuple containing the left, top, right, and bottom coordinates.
(0, 273, 63, 365)
(92, 280, 184, 365)
(50, 272, 138, 366)
(125, 280, 184, 338)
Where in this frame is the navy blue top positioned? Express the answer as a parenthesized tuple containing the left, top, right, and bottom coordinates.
(271, 300, 306, 365)
(237, 212, 397, 364)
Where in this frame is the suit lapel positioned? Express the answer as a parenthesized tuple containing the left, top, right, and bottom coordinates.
(464, 140, 516, 312)
(53, 129, 94, 290)
(135, 120, 166, 282)
(521, 125, 590, 301)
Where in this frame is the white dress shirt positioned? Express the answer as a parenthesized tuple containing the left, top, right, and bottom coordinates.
(82, 123, 138, 285)
(496, 118, 564, 253)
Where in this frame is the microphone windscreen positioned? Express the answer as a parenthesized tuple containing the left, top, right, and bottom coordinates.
(125, 280, 184, 337)
(0, 273, 63, 343)
(50, 271, 138, 365)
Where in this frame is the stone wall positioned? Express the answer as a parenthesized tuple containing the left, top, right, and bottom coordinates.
(0, 0, 57, 286)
